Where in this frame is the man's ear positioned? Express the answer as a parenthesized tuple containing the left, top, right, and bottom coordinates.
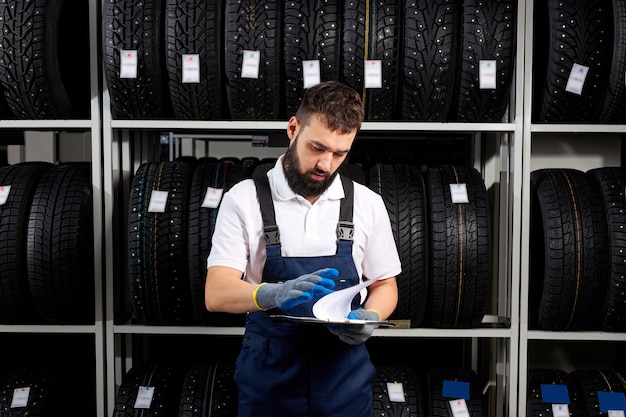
(287, 116, 299, 141)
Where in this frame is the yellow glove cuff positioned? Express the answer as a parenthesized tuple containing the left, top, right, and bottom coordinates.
(366, 309, 381, 321)
(252, 283, 269, 311)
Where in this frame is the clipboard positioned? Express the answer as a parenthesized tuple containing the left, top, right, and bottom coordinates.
(268, 314, 395, 327)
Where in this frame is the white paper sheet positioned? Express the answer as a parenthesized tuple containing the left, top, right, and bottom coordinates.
(312, 278, 378, 321)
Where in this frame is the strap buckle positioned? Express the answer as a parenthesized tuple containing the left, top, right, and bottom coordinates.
(336, 221, 354, 241)
(263, 225, 280, 245)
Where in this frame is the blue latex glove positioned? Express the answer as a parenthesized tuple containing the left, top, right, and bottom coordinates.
(253, 268, 338, 311)
(327, 307, 381, 345)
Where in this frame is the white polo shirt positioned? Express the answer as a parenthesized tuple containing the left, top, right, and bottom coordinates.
(207, 157, 402, 284)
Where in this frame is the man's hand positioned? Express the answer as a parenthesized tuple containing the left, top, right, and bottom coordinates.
(253, 268, 338, 311)
(327, 307, 381, 345)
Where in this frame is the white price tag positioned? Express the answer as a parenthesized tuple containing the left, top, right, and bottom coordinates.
(134, 386, 155, 409)
(449, 399, 470, 417)
(241, 50, 261, 79)
(479, 60, 497, 89)
(364, 60, 383, 88)
(552, 404, 570, 417)
(147, 190, 169, 213)
(120, 49, 138, 79)
(449, 183, 469, 203)
(0, 185, 11, 205)
(302, 60, 321, 88)
(386, 382, 406, 403)
(608, 411, 626, 417)
(201, 187, 224, 209)
(182, 54, 200, 83)
(565, 63, 589, 95)
(10, 387, 30, 408)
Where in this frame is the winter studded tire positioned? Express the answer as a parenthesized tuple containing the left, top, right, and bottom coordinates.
(128, 161, 194, 325)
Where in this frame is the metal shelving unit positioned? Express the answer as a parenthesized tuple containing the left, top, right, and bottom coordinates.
(99, 1, 530, 415)
(0, 1, 105, 416)
(517, 1, 626, 416)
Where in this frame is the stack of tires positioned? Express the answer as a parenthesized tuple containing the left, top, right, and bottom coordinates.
(533, 0, 626, 123)
(0, 0, 90, 119)
(103, 0, 517, 121)
(0, 162, 94, 325)
(111, 362, 488, 417)
(128, 158, 492, 329)
(530, 167, 626, 331)
(527, 368, 626, 417)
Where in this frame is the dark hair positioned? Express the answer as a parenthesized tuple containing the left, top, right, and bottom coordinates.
(295, 81, 364, 134)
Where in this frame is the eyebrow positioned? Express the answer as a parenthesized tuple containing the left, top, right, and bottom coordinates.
(310, 139, 350, 155)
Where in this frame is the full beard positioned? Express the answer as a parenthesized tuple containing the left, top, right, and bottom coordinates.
(282, 141, 339, 198)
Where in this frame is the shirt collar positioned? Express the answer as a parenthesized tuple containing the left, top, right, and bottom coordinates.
(269, 155, 345, 202)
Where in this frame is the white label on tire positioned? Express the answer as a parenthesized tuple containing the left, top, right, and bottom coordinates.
(182, 54, 200, 83)
(365, 60, 382, 88)
(10, 387, 30, 408)
(479, 60, 497, 89)
(386, 382, 406, 402)
(449, 183, 469, 203)
(119, 50, 138, 79)
(565, 63, 589, 95)
(241, 50, 261, 79)
(552, 404, 570, 417)
(202, 187, 224, 209)
(134, 386, 155, 409)
(449, 399, 470, 416)
(0, 185, 11, 205)
(302, 60, 321, 88)
(148, 190, 169, 213)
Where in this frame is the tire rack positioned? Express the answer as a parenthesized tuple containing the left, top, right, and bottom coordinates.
(104, 82, 523, 417)
(0, 0, 105, 416)
(98, 0, 626, 415)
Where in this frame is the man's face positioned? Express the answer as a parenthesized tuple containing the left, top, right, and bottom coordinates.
(283, 114, 356, 199)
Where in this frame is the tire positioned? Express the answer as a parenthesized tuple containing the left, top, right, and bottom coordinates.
(373, 365, 424, 416)
(368, 163, 429, 327)
(425, 165, 491, 328)
(165, 0, 225, 120)
(128, 161, 194, 325)
(401, 0, 459, 121)
(27, 162, 94, 324)
(103, 0, 170, 118)
(188, 160, 246, 326)
(529, 168, 609, 330)
(113, 362, 181, 417)
(451, 0, 516, 122)
(284, 0, 342, 116)
(532, 0, 612, 122)
(426, 368, 485, 417)
(224, 0, 283, 120)
(599, 0, 626, 122)
(586, 167, 626, 331)
(178, 363, 238, 417)
(526, 368, 587, 417)
(0, 367, 51, 416)
(569, 369, 626, 417)
(0, 162, 52, 324)
(338, 163, 366, 185)
(0, 0, 89, 119)
(342, 0, 401, 120)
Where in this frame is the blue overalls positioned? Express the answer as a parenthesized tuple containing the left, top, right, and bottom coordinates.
(233, 172, 375, 417)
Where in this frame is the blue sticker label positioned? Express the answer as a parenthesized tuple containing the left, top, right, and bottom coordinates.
(540, 384, 570, 404)
(598, 391, 626, 413)
(442, 380, 470, 400)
